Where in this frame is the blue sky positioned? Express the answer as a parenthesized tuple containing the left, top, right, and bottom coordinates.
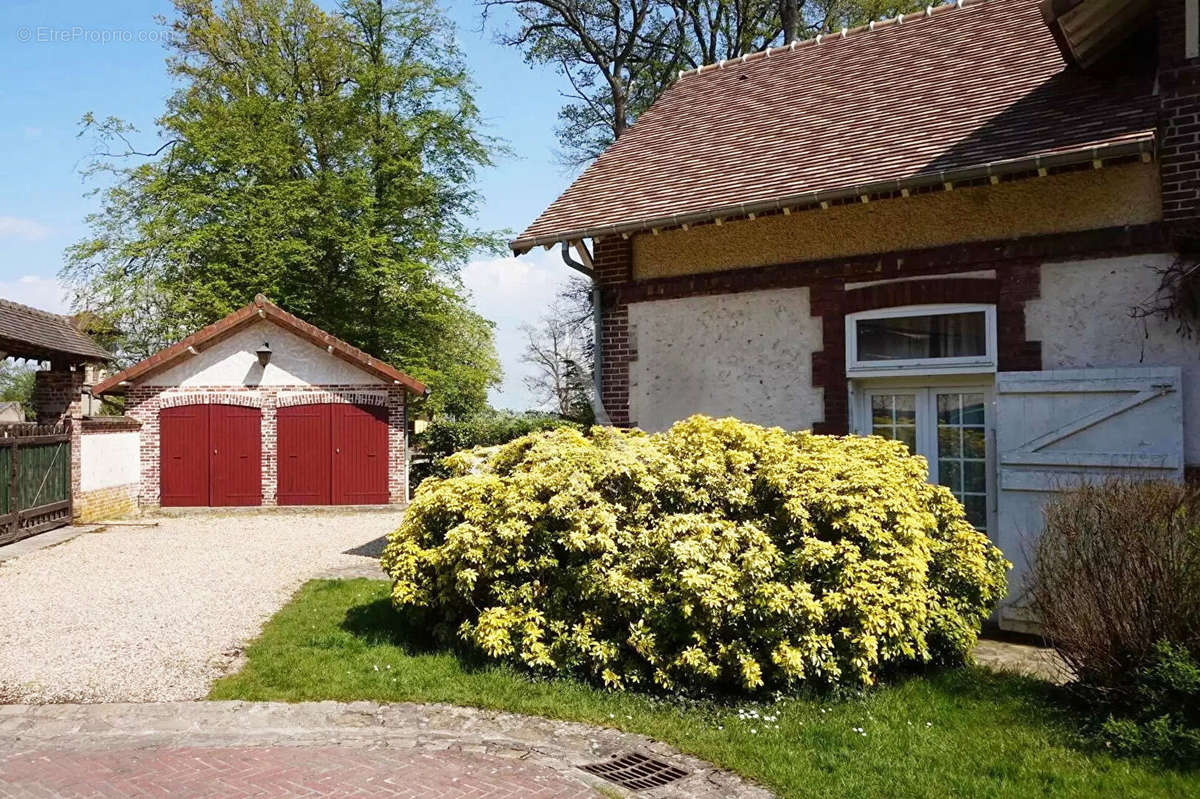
(0, 0, 576, 410)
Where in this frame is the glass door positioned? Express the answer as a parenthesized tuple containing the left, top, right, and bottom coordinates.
(933, 391, 988, 533)
(862, 386, 991, 533)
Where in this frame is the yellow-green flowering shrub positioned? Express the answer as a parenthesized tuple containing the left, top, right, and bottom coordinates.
(382, 416, 1008, 694)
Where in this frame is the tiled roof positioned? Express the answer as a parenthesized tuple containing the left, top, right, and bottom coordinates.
(513, 0, 1156, 252)
(93, 294, 427, 395)
(0, 298, 112, 362)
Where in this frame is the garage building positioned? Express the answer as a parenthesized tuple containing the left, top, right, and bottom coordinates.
(93, 294, 426, 508)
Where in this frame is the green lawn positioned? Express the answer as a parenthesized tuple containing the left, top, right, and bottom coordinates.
(211, 579, 1199, 798)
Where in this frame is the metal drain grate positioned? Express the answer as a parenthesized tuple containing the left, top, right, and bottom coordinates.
(580, 752, 689, 791)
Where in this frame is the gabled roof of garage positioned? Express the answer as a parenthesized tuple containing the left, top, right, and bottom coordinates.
(93, 295, 427, 395)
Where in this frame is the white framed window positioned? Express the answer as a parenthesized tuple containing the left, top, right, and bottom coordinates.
(845, 303, 997, 377)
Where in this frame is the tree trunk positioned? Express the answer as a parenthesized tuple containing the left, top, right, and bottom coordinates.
(780, 0, 800, 44)
(613, 86, 627, 139)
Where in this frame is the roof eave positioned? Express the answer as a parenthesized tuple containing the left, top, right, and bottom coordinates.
(1040, 0, 1157, 69)
(509, 135, 1156, 255)
(0, 334, 111, 365)
(93, 296, 427, 396)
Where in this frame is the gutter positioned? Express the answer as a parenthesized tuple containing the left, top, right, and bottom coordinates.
(511, 136, 1156, 254)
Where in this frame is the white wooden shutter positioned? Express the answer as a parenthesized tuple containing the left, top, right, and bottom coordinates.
(994, 367, 1184, 633)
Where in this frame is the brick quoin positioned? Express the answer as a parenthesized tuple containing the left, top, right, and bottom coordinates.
(1159, 0, 1200, 230)
(126, 384, 407, 507)
(595, 235, 635, 427)
(33, 368, 86, 509)
(592, 225, 1163, 431)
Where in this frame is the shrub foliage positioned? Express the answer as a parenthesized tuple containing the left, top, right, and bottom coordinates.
(383, 416, 1008, 693)
(1030, 480, 1200, 687)
(1096, 640, 1200, 763)
(411, 411, 582, 489)
(1030, 480, 1200, 762)
(419, 411, 582, 457)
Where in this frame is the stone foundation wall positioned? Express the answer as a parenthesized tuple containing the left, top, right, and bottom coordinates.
(74, 482, 139, 523)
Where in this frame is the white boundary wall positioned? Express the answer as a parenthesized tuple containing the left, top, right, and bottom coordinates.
(80, 430, 140, 492)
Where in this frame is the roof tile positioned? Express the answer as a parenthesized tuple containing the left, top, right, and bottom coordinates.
(0, 298, 112, 362)
(514, 0, 1156, 250)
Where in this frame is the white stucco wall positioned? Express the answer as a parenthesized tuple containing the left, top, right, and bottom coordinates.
(627, 287, 824, 432)
(148, 321, 384, 387)
(1026, 253, 1200, 463)
(80, 430, 140, 491)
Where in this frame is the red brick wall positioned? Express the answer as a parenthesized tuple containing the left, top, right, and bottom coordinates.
(33, 369, 85, 426)
(33, 368, 85, 511)
(595, 236, 635, 427)
(1159, 0, 1200, 227)
(126, 384, 408, 507)
(593, 224, 1164, 431)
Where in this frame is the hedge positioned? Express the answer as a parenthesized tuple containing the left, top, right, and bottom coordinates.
(383, 416, 1008, 694)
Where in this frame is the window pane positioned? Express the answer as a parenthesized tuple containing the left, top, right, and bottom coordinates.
(871, 395, 893, 426)
(857, 312, 987, 362)
(937, 426, 961, 458)
(963, 428, 986, 459)
(935, 390, 988, 534)
(870, 394, 919, 455)
(964, 495, 987, 531)
(964, 460, 986, 493)
(939, 460, 961, 492)
(961, 394, 986, 425)
(937, 392, 961, 424)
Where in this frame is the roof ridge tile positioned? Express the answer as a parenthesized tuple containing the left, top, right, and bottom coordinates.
(681, 0, 982, 80)
(0, 296, 74, 324)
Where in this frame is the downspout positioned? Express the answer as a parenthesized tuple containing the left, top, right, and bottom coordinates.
(560, 241, 611, 425)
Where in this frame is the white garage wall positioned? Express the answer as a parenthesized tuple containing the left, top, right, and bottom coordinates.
(80, 430, 140, 491)
(1026, 253, 1200, 463)
(148, 321, 385, 387)
(627, 287, 825, 432)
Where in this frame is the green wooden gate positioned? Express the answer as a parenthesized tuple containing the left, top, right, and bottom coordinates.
(0, 424, 72, 546)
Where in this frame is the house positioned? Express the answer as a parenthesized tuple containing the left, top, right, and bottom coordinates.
(514, 0, 1197, 630)
(0, 403, 24, 423)
(92, 294, 426, 510)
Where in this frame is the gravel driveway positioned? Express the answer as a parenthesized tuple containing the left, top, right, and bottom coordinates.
(0, 511, 404, 704)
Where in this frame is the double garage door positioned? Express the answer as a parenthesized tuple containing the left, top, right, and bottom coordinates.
(160, 403, 388, 507)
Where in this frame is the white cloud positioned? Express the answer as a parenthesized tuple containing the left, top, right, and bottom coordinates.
(0, 275, 69, 313)
(461, 247, 576, 411)
(0, 216, 52, 242)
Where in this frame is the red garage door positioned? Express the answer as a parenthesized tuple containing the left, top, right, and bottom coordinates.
(160, 405, 262, 507)
(277, 404, 389, 505)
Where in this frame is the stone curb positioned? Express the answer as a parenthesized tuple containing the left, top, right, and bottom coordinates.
(0, 700, 773, 799)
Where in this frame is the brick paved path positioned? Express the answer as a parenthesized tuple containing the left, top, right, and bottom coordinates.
(0, 746, 593, 798)
(0, 701, 773, 799)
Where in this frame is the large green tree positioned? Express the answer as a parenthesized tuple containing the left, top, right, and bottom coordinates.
(64, 0, 502, 418)
(0, 362, 36, 420)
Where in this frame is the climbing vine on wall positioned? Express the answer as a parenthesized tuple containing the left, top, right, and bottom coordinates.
(1130, 248, 1200, 341)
